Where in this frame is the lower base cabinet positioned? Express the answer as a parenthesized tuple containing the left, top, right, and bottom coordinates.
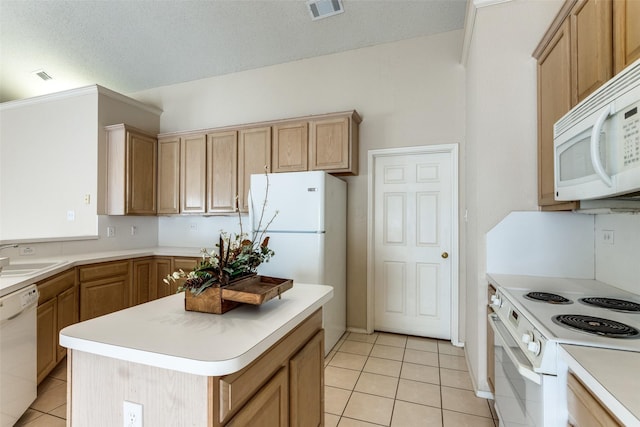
(36, 269, 78, 383)
(67, 309, 324, 427)
(567, 372, 622, 426)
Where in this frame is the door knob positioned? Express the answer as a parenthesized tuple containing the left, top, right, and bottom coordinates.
(441, 252, 449, 259)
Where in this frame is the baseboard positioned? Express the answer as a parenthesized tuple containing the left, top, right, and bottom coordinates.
(464, 346, 495, 400)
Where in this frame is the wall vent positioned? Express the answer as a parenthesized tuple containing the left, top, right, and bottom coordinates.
(307, 0, 344, 21)
(33, 70, 53, 81)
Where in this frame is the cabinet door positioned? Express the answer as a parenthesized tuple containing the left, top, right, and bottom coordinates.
(614, 0, 640, 73)
(571, 0, 613, 104)
(127, 130, 157, 214)
(154, 257, 173, 299)
(80, 276, 130, 321)
(158, 137, 181, 214)
(37, 298, 57, 384)
(309, 113, 360, 174)
(207, 131, 238, 213)
(289, 331, 323, 427)
(272, 122, 308, 173)
(537, 20, 576, 209)
(180, 134, 207, 213)
(238, 127, 271, 212)
(227, 367, 289, 427)
(57, 285, 78, 361)
(132, 258, 153, 305)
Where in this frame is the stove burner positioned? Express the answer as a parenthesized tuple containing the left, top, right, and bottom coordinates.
(579, 297, 640, 312)
(524, 292, 573, 304)
(552, 315, 640, 338)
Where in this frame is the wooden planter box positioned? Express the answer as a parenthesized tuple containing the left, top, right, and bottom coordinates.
(184, 275, 293, 314)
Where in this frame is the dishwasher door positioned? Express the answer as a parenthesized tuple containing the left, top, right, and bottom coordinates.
(0, 284, 39, 427)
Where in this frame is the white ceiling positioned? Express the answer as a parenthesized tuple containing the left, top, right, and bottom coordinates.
(0, 0, 467, 103)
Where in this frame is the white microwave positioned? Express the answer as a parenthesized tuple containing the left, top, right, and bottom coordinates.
(554, 59, 640, 201)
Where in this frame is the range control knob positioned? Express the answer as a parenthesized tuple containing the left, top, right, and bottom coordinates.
(527, 340, 541, 356)
(490, 294, 502, 308)
(521, 331, 534, 344)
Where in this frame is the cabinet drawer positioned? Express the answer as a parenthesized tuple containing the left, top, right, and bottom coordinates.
(37, 269, 76, 304)
(216, 309, 322, 424)
(79, 260, 129, 282)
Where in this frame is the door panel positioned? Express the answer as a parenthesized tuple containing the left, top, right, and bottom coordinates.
(373, 151, 452, 338)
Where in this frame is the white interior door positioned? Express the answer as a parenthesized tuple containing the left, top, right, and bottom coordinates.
(372, 148, 454, 339)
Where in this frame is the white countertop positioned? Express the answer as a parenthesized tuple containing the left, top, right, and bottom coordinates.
(0, 247, 202, 297)
(60, 283, 332, 376)
(560, 345, 640, 426)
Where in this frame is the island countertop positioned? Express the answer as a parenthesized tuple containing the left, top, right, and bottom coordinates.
(60, 283, 332, 377)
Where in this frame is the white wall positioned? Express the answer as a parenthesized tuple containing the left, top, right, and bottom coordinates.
(0, 88, 98, 241)
(132, 31, 466, 331)
(595, 213, 640, 294)
(464, 0, 563, 393)
(486, 211, 595, 278)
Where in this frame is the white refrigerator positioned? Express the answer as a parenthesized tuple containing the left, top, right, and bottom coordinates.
(249, 171, 346, 355)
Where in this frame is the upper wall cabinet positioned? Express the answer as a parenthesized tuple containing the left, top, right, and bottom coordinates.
(207, 131, 238, 213)
(614, 0, 640, 72)
(272, 122, 308, 173)
(533, 0, 639, 210)
(156, 109, 361, 215)
(238, 127, 272, 212)
(309, 111, 361, 175)
(157, 137, 181, 215)
(102, 124, 157, 215)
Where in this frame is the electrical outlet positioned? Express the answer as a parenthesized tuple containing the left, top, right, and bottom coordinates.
(123, 401, 143, 427)
(189, 222, 198, 231)
(107, 226, 116, 238)
(67, 210, 75, 221)
(19, 246, 35, 256)
(602, 230, 615, 245)
(84, 194, 91, 204)
(130, 226, 138, 236)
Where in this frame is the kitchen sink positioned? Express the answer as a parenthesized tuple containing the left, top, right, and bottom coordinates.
(0, 261, 66, 277)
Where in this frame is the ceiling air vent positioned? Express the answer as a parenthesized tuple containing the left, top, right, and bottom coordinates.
(307, 0, 344, 21)
(33, 70, 53, 81)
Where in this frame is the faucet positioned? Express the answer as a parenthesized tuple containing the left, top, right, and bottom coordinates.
(0, 244, 18, 252)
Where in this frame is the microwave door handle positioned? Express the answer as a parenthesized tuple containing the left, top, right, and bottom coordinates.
(590, 104, 613, 187)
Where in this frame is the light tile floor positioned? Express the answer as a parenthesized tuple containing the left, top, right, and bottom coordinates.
(324, 332, 498, 427)
(16, 332, 498, 427)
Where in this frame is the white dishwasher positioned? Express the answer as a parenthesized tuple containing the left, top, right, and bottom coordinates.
(0, 284, 39, 427)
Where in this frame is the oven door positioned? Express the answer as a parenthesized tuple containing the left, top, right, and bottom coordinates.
(488, 314, 560, 427)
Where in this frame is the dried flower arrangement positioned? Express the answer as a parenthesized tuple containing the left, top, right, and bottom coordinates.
(164, 174, 277, 296)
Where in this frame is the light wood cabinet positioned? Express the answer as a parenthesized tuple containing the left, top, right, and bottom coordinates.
(157, 137, 181, 214)
(272, 122, 308, 173)
(215, 310, 323, 427)
(289, 330, 324, 427)
(614, 0, 640, 73)
(153, 256, 174, 299)
(36, 268, 78, 383)
(570, 0, 613, 105)
(536, 18, 574, 209)
(227, 367, 289, 427)
(310, 111, 360, 175)
(132, 257, 153, 305)
(37, 298, 57, 384)
(103, 124, 157, 215)
(79, 260, 130, 321)
(567, 372, 622, 426)
(238, 126, 272, 212)
(180, 134, 208, 213)
(207, 131, 238, 213)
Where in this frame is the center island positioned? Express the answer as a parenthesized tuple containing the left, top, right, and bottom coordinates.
(60, 283, 333, 427)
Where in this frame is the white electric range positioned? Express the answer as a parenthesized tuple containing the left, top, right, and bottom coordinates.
(487, 274, 640, 427)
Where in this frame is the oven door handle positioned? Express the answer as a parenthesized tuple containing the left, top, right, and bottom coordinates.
(488, 313, 543, 385)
